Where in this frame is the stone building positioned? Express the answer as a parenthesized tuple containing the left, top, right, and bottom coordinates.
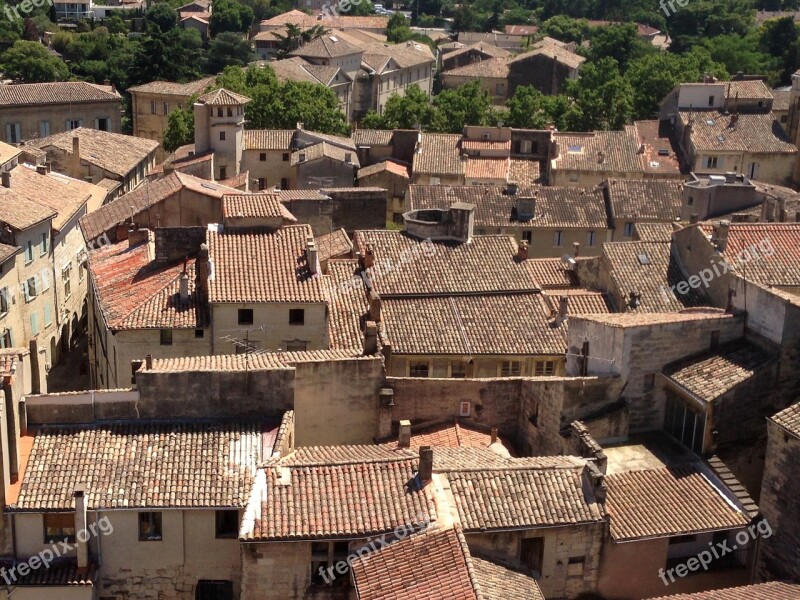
(193, 88, 250, 182)
(507, 41, 585, 96)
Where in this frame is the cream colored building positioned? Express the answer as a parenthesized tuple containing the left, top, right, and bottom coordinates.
(128, 77, 215, 160)
(0, 82, 121, 144)
(193, 88, 250, 182)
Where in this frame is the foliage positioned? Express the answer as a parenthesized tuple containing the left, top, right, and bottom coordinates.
(0, 40, 70, 82)
(146, 2, 178, 32)
(273, 23, 328, 58)
(163, 105, 194, 152)
(210, 0, 254, 36)
(564, 57, 634, 130)
(206, 31, 254, 73)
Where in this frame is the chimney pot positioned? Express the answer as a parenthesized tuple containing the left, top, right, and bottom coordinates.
(368, 289, 381, 322)
(398, 420, 411, 448)
(690, 213, 699, 224)
(36, 165, 47, 175)
(307, 239, 318, 275)
(490, 428, 498, 444)
(573, 242, 580, 258)
(179, 271, 189, 304)
(516, 241, 528, 261)
(558, 296, 569, 320)
(418, 446, 433, 484)
(127, 227, 149, 248)
(1, 171, 10, 188)
(145, 354, 152, 369)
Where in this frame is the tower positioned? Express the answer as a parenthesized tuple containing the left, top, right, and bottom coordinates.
(193, 88, 251, 181)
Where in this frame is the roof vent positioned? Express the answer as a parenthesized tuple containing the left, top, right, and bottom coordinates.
(637, 253, 650, 265)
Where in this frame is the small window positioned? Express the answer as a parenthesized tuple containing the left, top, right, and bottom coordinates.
(586, 230, 596, 247)
(624, 222, 634, 237)
(25, 277, 38, 300)
(450, 361, 467, 378)
(282, 153, 290, 162)
(139, 512, 163, 541)
(644, 373, 655, 390)
(706, 156, 718, 169)
(160, 329, 172, 345)
(195, 329, 204, 339)
(217, 108, 224, 117)
(62, 264, 72, 298)
(219, 166, 227, 180)
(534, 360, 555, 376)
(0, 287, 8, 314)
(409, 361, 429, 377)
(24, 241, 33, 263)
(280, 178, 289, 189)
(522, 231, 532, 243)
(150, 101, 156, 115)
(260, 153, 267, 161)
(44, 513, 76, 543)
(688, 196, 694, 206)
(669, 534, 698, 545)
(40, 232, 48, 256)
(215, 510, 239, 539)
(553, 231, 563, 247)
(238, 309, 254, 325)
(708, 95, 715, 107)
(501, 361, 521, 377)
(258, 178, 266, 190)
(163, 102, 168, 115)
(131, 360, 143, 384)
(196, 581, 233, 600)
(285, 340, 307, 351)
(289, 309, 305, 325)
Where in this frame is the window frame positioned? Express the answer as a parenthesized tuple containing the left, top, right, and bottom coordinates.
(43, 512, 76, 543)
(138, 511, 163, 541)
(409, 361, 430, 378)
(238, 308, 254, 326)
(289, 309, 305, 326)
(159, 329, 173, 346)
(215, 509, 239, 539)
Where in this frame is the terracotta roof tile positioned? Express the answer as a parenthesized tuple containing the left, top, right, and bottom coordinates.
(291, 141, 359, 167)
(0, 242, 17, 264)
(261, 11, 388, 30)
(680, 111, 796, 154)
(197, 88, 251, 106)
(605, 465, 750, 541)
(127, 77, 215, 96)
(508, 158, 541, 185)
(0, 140, 21, 164)
(353, 231, 538, 296)
(0, 560, 96, 586)
(664, 341, 774, 402)
(772, 89, 792, 112)
(443, 57, 509, 79)
(383, 419, 512, 452)
(648, 582, 800, 600)
(222, 192, 297, 222)
(207, 225, 327, 303)
(465, 157, 509, 180)
(633, 120, 681, 175)
(553, 127, 644, 173)
(144, 349, 366, 373)
(471, 556, 546, 600)
(316, 228, 352, 261)
(603, 178, 683, 222)
(725, 79, 773, 101)
(443, 42, 512, 67)
(242, 129, 295, 151)
(11, 422, 266, 511)
(510, 43, 585, 70)
(326, 259, 367, 350)
(635, 222, 675, 242)
(413, 133, 464, 176)
(289, 33, 362, 58)
(524, 258, 579, 289)
(715, 223, 800, 286)
(357, 159, 410, 179)
(771, 401, 800, 438)
(544, 289, 611, 314)
(0, 82, 120, 106)
(353, 129, 394, 146)
(0, 170, 58, 230)
(573, 309, 731, 328)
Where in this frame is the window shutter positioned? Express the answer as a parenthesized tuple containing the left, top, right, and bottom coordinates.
(65, 120, 71, 130)
(44, 304, 51, 327)
(13, 124, 20, 142)
(94, 118, 99, 129)
(30, 313, 38, 335)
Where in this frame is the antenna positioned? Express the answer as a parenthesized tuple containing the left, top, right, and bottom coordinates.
(220, 325, 266, 393)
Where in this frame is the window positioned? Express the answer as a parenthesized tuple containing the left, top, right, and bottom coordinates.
(687, 196, 694, 206)
(450, 361, 467, 378)
(708, 95, 715, 107)
(259, 153, 267, 161)
(138, 512, 163, 541)
(282, 153, 290, 161)
(5, 123, 20, 143)
(95, 117, 110, 131)
(163, 102, 168, 115)
(289, 309, 305, 325)
(258, 178, 266, 190)
(285, 340, 307, 351)
(644, 373, 655, 390)
(624, 222, 634, 237)
(40, 232, 48, 256)
(217, 108, 223, 117)
(195, 329, 204, 338)
(522, 231, 532, 243)
(238, 309, 254, 325)
(227, 107, 233, 117)
(0, 287, 8, 314)
(583, 230, 595, 247)
(430, 176, 441, 185)
(44, 513, 76, 543)
(25, 277, 38, 300)
(24, 241, 33, 263)
(219, 131, 226, 141)
(663, 393, 705, 454)
(705, 156, 719, 169)
(534, 360, 555, 376)
(196, 580, 233, 600)
(39, 120, 50, 138)
(0, 328, 12, 348)
(215, 510, 239, 539)
(520, 140, 532, 154)
(66, 119, 82, 130)
(409, 361, 429, 377)
(553, 230, 563, 247)
(311, 541, 350, 586)
(151, 101, 156, 114)
(62, 264, 72, 298)
(131, 360, 143, 384)
(280, 178, 289, 189)
(495, 82, 505, 95)
(501, 361, 521, 377)
(219, 166, 227, 180)
(160, 329, 172, 345)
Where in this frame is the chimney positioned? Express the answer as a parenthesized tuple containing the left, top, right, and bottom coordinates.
(127, 227, 149, 248)
(398, 420, 411, 448)
(179, 268, 189, 305)
(1, 171, 9, 188)
(490, 428, 498, 444)
(345, 152, 352, 164)
(306, 237, 318, 275)
(729, 113, 739, 128)
(368, 289, 381, 322)
(145, 354, 153, 369)
(36, 165, 47, 175)
(762, 197, 776, 222)
(573, 242, 580, 258)
(690, 213, 699, 224)
(777, 197, 787, 222)
(363, 320, 378, 355)
(516, 241, 528, 261)
(73, 485, 88, 569)
(417, 446, 433, 484)
(714, 220, 731, 252)
(72, 135, 81, 178)
(44, 161, 51, 173)
(195, 243, 210, 300)
(584, 462, 607, 504)
(557, 296, 569, 323)
(296, 122, 304, 130)
(363, 244, 376, 269)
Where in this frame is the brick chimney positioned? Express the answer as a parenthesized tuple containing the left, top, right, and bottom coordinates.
(127, 227, 149, 248)
(195, 243, 210, 301)
(36, 165, 47, 175)
(145, 354, 153, 369)
(179, 264, 189, 305)
(1, 171, 10, 188)
(713, 220, 731, 252)
(398, 420, 411, 448)
(73, 485, 89, 569)
(490, 428, 498, 444)
(417, 446, 433, 484)
(363, 244, 376, 269)
(516, 241, 528, 261)
(556, 296, 569, 324)
(368, 289, 381, 322)
(306, 237, 318, 275)
(363, 320, 378, 355)
(71, 135, 81, 179)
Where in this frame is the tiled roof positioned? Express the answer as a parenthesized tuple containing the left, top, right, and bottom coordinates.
(88, 239, 206, 330)
(715, 223, 800, 286)
(413, 133, 464, 176)
(383, 419, 510, 451)
(679, 111, 796, 153)
(544, 289, 611, 314)
(362, 40, 435, 70)
(443, 57, 509, 79)
(633, 120, 681, 176)
(352, 231, 539, 296)
(353, 129, 394, 146)
(127, 76, 215, 96)
(504, 24, 538, 35)
(0, 140, 21, 164)
(553, 127, 644, 173)
(0, 560, 96, 586)
(603, 178, 683, 222)
(79, 172, 239, 242)
(725, 79, 773, 101)
(289, 33, 362, 58)
(444, 42, 512, 65)
(602, 241, 709, 312)
(242, 455, 436, 541)
(508, 158, 541, 185)
(664, 341, 774, 402)
(144, 349, 365, 373)
(270, 56, 340, 86)
(261, 11, 388, 30)
(635, 222, 675, 242)
(0, 242, 17, 264)
(276, 189, 329, 201)
(510, 44, 586, 70)
(326, 259, 367, 350)
(316, 228, 352, 261)
(472, 556, 545, 600)
(772, 88, 792, 112)
(380, 294, 567, 355)
(11, 422, 266, 511)
(447, 461, 605, 531)
(465, 157, 509, 180)
(207, 225, 327, 303)
(408, 185, 608, 229)
(291, 141, 359, 167)
(573, 309, 731, 328)
(524, 258, 579, 289)
(647, 582, 800, 600)
(0, 81, 120, 106)
(351, 527, 480, 600)
(197, 88, 251, 105)
(771, 401, 800, 438)
(243, 129, 295, 150)
(605, 465, 750, 541)
(357, 159, 410, 179)
(30, 127, 158, 178)
(222, 193, 297, 222)
(462, 139, 511, 152)
(0, 167, 74, 231)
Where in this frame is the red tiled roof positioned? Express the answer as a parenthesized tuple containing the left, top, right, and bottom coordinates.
(0, 81, 120, 106)
(222, 193, 297, 222)
(771, 401, 800, 438)
(647, 582, 800, 599)
(316, 227, 351, 261)
(716, 223, 800, 286)
(326, 259, 366, 350)
(465, 157, 509, 180)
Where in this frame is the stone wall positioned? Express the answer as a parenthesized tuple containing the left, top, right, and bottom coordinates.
(24, 389, 140, 425)
(757, 419, 800, 582)
(241, 542, 312, 600)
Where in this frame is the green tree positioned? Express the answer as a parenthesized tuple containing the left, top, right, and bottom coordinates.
(273, 23, 328, 58)
(206, 31, 254, 73)
(505, 86, 552, 129)
(429, 79, 492, 132)
(163, 105, 195, 153)
(146, 2, 178, 32)
(0, 40, 70, 82)
(372, 84, 434, 129)
(346, 0, 374, 16)
(565, 57, 633, 130)
(588, 22, 655, 73)
(210, 0, 254, 36)
(105, 14, 128, 34)
(0, 14, 23, 52)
